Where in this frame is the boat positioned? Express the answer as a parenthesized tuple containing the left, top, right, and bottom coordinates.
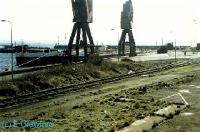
(15, 45, 69, 67)
(0, 45, 14, 53)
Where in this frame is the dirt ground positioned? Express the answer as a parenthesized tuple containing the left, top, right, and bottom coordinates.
(1, 62, 200, 132)
(151, 75, 200, 132)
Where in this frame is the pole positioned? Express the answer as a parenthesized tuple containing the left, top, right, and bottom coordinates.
(117, 31, 120, 63)
(65, 33, 66, 45)
(11, 22, 13, 81)
(58, 36, 60, 45)
(193, 19, 199, 47)
(1, 20, 14, 80)
(111, 28, 120, 63)
(175, 39, 177, 60)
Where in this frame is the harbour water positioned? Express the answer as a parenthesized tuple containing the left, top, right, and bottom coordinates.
(0, 53, 16, 71)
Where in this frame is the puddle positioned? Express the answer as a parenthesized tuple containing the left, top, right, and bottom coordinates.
(189, 85, 200, 89)
(141, 75, 148, 77)
(133, 120, 147, 126)
(128, 70, 133, 74)
(179, 90, 191, 93)
(181, 112, 194, 116)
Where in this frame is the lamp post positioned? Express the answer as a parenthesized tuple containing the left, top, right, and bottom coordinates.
(175, 39, 177, 60)
(193, 19, 199, 46)
(1, 19, 13, 81)
(111, 28, 120, 63)
(161, 37, 164, 46)
(170, 30, 177, 60)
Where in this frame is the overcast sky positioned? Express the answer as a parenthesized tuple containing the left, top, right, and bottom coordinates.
(0, 0, 200, 46)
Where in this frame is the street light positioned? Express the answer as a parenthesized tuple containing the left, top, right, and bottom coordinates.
(111, 28, 120, 63)
(193, 19, 199, 46)
(174, 39, 177, 60)
(1, 19, 14, 81)
(170, 30, 177, 60)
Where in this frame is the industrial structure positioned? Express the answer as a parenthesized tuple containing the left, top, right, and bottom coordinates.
(68, 0, 94, 60)
(118, 0, 136, 57)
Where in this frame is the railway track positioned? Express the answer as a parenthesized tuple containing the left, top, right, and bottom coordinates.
(0, 61, 193, 111)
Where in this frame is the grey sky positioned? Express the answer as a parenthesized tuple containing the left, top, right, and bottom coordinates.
(0, 0, 200, 46)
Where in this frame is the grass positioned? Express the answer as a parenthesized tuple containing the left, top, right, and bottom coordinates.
(0, 59, 188, 98)
(0, 60, 198, 132)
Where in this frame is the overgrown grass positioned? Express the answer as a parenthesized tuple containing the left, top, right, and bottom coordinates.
(0, 59, 184, 97)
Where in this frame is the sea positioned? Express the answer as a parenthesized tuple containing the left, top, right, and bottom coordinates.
(0, 43, 55, 72)
(0, 53, 16, 71)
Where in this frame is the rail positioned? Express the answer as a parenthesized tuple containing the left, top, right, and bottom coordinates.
(0, 61, 193, 111)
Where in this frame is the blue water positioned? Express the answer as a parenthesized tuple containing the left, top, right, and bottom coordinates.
(0, 53, 16, 71)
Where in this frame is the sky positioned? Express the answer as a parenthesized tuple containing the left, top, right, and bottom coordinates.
(0, 0, 200, 46)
